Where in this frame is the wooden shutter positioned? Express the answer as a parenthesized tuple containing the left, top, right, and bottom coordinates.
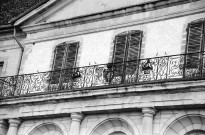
(51, 44, 66, 84)
(186, 22, 204, 68)
(113, 32, 128, 63)
(127, 30, 142, 61)
(65, 42, 79, 69)
(53, 44, 66, 71)
(112, 31, 142, 82)
(53, 42, 79, 70)
(51, 42, 79, 84)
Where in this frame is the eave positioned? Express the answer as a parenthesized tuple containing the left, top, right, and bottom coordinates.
(20, 0, 200, 33)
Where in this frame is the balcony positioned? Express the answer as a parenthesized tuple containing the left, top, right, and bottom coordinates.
(0, 52, 205, 98)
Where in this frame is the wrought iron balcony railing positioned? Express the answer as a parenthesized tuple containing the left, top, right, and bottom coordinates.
(0, 52, 205, 98)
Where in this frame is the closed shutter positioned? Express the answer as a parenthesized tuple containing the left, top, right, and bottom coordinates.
(186, 22, 204, 68)
(113, 32, 128, 63)
(112, 30, 142, 83)
(51, 42, 79, 84)
(127, 30, 142, 61)
(113, 31, 142, 63)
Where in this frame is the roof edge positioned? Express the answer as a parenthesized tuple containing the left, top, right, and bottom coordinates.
(12, 0, 60, 26)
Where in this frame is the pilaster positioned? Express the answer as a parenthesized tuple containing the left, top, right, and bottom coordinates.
(7, 119, 21, 135)
(69, 112, 84, 135)
(142, 107, 156, 135)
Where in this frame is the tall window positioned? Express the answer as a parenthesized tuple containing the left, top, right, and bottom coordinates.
(51, 42, 79, 84)
(111, 30, 143, 83)
(53, 42, 79, 70)
(113, 30, 143, 63)
(186, 19, 205, 68)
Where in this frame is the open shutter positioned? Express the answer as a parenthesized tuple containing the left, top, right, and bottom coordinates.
(65, 42, 79, 69)
(113, 32, 128, 63)
(125, 31, 142, 76)
(186, 22, 204, 68)
(127, 30, 142, 61)
(53, 44, 66, 71)
(51, 43, 66, 84)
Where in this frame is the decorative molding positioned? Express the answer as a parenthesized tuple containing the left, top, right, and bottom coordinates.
(142, 107, 156, 117)
(21, 0, 199, 33)
(22, 0, 205, 45)
(8, 118, 21, 127)
(70, 112, 84, 122)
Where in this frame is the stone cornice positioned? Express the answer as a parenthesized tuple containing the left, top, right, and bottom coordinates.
(22, 0, 199, 33)
(0, 79, 205, 107)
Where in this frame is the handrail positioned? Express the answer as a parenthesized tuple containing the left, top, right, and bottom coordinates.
(0, 51, 204, 98)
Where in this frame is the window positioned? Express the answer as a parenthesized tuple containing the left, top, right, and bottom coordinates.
(110, 30, 143, 83)
(51, 42, 79, 84)
(53, 42, 79, 70)
(186, 19, 205, 68)
(113, 30, 143, 63)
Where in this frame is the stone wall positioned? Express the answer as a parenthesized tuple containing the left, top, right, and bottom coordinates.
(14, 109, 205, 135)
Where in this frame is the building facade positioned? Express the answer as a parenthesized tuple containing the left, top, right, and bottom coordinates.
(0, 0, 205, 135)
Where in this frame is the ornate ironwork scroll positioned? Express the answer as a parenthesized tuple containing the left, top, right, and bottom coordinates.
(0, 52, 204, 98)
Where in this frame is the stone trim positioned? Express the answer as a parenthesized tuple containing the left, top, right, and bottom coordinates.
(142, 107, 156, 117)
(8, 119, 21, 127)
(166, 115, 205, 135)
(87, 117, 139, 135)
(23, 121, 68, 135)
(159, 112, 205, 135)
(140, 31, 146, 59)
(70, 112, 84, 122)
(22, 0, 199, 33)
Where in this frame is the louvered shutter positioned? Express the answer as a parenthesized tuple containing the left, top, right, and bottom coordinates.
(186, 22, 204, 68)
(127, 30, 142, 61)
(65, 42, 79, 69)
(53, 44, 66, 70)
(51, 42, 79, 84)
(112, 31, 142, 83)
(125, 31, 142, 76)
(113, 32, 128, 63)
(51, 44, 66, 84)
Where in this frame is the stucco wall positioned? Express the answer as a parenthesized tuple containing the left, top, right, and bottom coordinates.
(1, 0, 205, 76)
(145, 17, 185, 58)
(20, 16, 188, 74)
(0, 48, 21, 76)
